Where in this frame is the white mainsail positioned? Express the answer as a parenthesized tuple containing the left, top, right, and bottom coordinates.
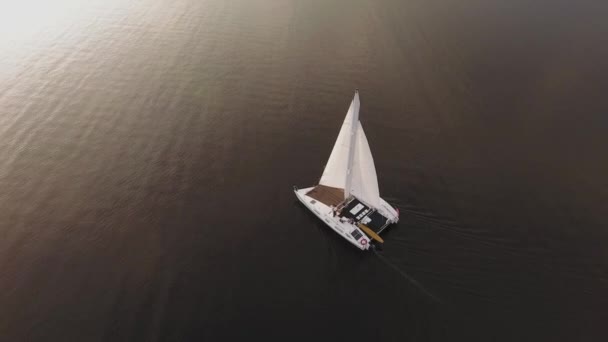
(318, 91, 380, 207)
(319, 91, 359, 190)
(349, 121, 380, 207)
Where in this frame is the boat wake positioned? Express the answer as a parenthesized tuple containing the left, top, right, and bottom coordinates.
(372, 248, 442, 303)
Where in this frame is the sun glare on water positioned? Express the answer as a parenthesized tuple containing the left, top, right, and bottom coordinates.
(0, 0, 85, 41)
(0, 0, 127, 78)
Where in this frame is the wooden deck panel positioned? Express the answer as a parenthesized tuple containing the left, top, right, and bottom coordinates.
(306, 185, 345, 207)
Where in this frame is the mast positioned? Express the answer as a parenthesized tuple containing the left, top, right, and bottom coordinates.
(344, 90, 360, 199)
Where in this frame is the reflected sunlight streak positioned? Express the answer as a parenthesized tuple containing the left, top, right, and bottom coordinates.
(0, 0, 125, 79)
(0, 0, 83, 42)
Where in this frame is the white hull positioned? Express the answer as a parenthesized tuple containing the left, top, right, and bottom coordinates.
(294, 187, 399, 250)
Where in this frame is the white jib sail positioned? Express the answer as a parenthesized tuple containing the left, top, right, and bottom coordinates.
(319, 92, 360, 191)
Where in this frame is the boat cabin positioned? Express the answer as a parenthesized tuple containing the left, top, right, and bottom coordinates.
(339, 197, 391, 234)
(306, 185, 391, 235)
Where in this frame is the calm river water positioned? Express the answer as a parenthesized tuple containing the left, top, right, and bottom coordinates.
(1, 0, 607, 341)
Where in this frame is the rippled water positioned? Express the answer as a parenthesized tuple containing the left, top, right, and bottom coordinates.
(1, 0, 607, 340)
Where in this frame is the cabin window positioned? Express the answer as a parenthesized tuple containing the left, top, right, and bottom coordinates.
(351, 230, 363, 240)
(310, 200, 316, 204)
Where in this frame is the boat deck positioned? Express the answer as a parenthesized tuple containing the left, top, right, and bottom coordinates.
(364, 210, 390, 234)
(338, 197, 389, 234)
(306, 185, 344, 207)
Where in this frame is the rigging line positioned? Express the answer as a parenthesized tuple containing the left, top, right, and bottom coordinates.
(372, 248, 442, 303)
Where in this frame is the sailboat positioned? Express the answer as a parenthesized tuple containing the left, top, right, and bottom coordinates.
(294, 90, 399, 250)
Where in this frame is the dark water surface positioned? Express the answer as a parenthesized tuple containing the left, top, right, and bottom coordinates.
(1, 0, 607, 340)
